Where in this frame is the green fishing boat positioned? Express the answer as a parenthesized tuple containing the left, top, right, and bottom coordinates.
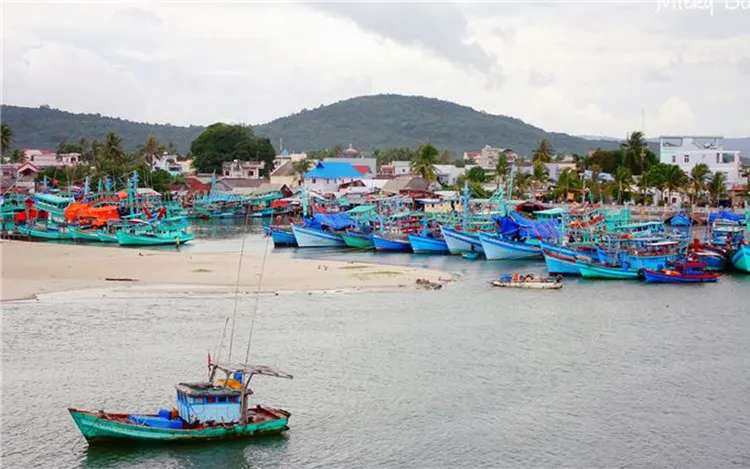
(70, 227, 104, 242)
(16, 224, 70, 240)
(69, 362, 293, 444)
(116, 229, 194, 246)
(576, 258, 640, 279)
(342, 230, 374, 249)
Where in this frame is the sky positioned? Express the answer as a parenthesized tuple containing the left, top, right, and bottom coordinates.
(2, 1, 749, 138)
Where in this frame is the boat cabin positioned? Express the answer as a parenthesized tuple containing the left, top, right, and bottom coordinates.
(175, 378, 245, 424)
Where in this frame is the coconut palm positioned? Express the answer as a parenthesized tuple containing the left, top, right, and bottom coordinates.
(707, 172, 727, 206)
(585, 164, 602, 203)
(513, 171, 533, 199)
(662, 164, 688, 206)
(103, 131, 126, 165)
(142, 135, 165, 169)
(610, 166, 634, 205)
(640, 164, 666, 205)
(1, 123, 13, 156)
(553, 168, 582, 202)
(689, 163, 711, 205)
(531, 161, 549, 199)
(494, 154, 509, 190)
(410, 143, 439, 181)
(532, 138, 553, 164)
(620, 130, 648, 174)
(292, 158, 314, 178)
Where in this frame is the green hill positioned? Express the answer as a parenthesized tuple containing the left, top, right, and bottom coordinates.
(2, 95, 619, 157)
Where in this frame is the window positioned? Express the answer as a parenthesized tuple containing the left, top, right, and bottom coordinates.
(684, 155, 689, 163)
(312, 178, 317, 184)
(206, 396, 216, 403)
(218, 396, 227, 403)
(193, 396, 204, 404)
(671, 155, 676, 163)
(717, 152, 721, 163)
(229, 396, 239, 403)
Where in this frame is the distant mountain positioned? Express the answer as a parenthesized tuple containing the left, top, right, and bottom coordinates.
(2, 95, 621, 157)
(1, 105, 204, 154)
(255, 95, 618, 156)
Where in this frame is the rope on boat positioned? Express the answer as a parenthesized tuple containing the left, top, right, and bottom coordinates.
(227, 209, 252, 362)
(244, 232, 271, 364)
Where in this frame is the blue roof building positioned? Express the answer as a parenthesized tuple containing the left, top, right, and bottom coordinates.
(303, 161, 364, 194)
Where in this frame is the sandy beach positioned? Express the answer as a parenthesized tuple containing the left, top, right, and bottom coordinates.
(0, 241, 452, 301)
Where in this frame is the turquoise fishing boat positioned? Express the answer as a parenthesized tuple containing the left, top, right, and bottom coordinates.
(576, 258, 640, 279)
(342, 230, 374, 249)
(70, 227, 104, 242)
(69, 362, 293, 445)
(116, 219, 194, 246)
(16, 223, 70, 240)
(731, 244, 750, 273)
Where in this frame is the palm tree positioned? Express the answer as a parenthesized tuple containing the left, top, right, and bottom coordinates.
(586, 164, 602, 203)
(640, 164, 666, 205)
(611, 166, 634, 205)
(1, 123, 13, 156)
(410, 143, 439, 181)
(554, 168, 582, 202)
(572, 153, 587, 174)
(662, 164, 688, 206)
(620, 130, 647, 174)
(494, 154, 509, 190)
(707, 172, 727, 206)
(689, 163, 711, 205)
(142, 135, 165, 169)
(532, 138, 553, 164)
(292, 158, 314, 179)
(513, 171, 533, 199)
(531, 161, 549, 199)
(104, 131, 126, 165)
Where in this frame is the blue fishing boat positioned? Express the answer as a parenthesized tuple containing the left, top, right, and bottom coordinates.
(372, 233, 412, 252)
(542, 249, 580, 275)
(576, 257, 640, 279)
(408, 234, 449, 254)
(642, 261, 721, 283)
(479, 232, 542, 260)
(440, 226, 483, 254)
(291, 224, 346, 247)
(732, 244, 750, 272)
(269, 226, 297, 247)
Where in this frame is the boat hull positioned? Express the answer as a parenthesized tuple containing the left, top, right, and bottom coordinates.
(576, 260, 640, 279)
(542, 249, 581, 276)
(408, 234, 449, 254)
(68, 408, 289, 444)
(291, 225, 346, 247)
(642, 269, 720, 283)
(479, 232, 542, 260)
(116, 231, 195, 246)
(269, 227, 297, 247)
(490, 280, 562, 289)
(341, 231, 374, 249)
(440, 227, 483, 254)
(70, 228, 103, 242)
(372, 234, 411, 252)
(16, 225, 66, 240)
(731, 245, 750, 273)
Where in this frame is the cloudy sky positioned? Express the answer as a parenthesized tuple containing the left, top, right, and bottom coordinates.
(3, 1, 749, 138)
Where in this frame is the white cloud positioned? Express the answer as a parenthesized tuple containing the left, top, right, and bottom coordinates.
(2, 1, 748, 139)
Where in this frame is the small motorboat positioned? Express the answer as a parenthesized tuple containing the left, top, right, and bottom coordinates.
(462, 251, 480, 260)
(641, 261, 721, 283)
(490, 273, 563, 289)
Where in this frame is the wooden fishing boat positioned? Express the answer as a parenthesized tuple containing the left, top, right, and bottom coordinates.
(575, 257, 640, 279)
(408, 233, 450, 254)
(291, 224, 346, 247)
(69, 362, 293, 445)
(731, 244, 750, 273)
(490, 273, 562, 289)
(642, 261, 721, 283)
(341, 230, 374, 249)
(479, 232, 542, 260)
(372, 233, 412, 252)
(440, 226, 484, 254)
(70, 227, 104, 242)
(542, 249, 581, 276)
(268, 226, 297, 247)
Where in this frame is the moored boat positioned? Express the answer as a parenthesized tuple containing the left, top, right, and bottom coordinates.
(440, 226, 483, 254)
(291, 224, 346, 247)
(408, 233, 450, 254)
(69, 362, 293, 445)
(490, 273, 562, 289)
(575, 258, 640, 279)
(269, 226, 297, 247)
(642, 261, 721, 283)
(479, 232, 542, 260)
(341, 230, 374, 249)
(542, 249, 580, 276)
(731, 243, 750, 273)
(372, 233, 412, 252)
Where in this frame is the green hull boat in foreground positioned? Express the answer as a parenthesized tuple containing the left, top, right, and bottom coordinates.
(68, 406, 290, 444)
(576, 259, 641, 279)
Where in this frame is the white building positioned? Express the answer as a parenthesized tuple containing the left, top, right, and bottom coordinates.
(463, 145, 518, 170)
(274, 149, 308, 170)
(152, 153, 184, 175)
(221, 159, 265, 179)
(659, 136, 742, 186)
(303, 161, 363, 194)
(434, 164, 464, 186)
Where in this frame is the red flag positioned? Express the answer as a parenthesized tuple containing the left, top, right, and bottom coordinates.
(207, 351, 212, 365)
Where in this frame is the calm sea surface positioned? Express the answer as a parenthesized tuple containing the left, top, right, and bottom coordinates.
(3, 220, 750, 468)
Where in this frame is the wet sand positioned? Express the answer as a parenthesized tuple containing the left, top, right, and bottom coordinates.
(0, 241, 452, 301)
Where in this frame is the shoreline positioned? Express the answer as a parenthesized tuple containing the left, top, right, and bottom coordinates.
(0, 241, 453, 302)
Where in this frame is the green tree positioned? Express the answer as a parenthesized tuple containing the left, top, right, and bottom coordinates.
(141, 135, 165, 169)
(439, 149, 452, 164)
(410, 143, 439, 181)
(531, 161, 549, 199)
(513, 171, 533, 199)
(620, 131, 648, 174)
(1, 123, 13, 156)
(662, 164, 688, 205)
(292, 158, 314, 178)
(609, 166, 634, 205)
(149, 168, 173, 193)
(553, 168, 582, 201)
(9, 149, 25, 163)
(708, 172, 727, 206)
(586, 164, 603, 203)
(466, 166, 487, 183)
(532, 138, 554, 164)
(494, 154, 509, 190)
(190, 123, 276, 176)
(689, 163, 711, 205)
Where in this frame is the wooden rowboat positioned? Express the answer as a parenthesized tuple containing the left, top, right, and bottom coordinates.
(490, 274, 563, 289)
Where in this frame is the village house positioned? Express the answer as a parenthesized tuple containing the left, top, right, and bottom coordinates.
(381, 176, 439, 198)
(269, 161, 302, 187)
(463, 145, 518, 170)
(22, 149, 80, 168)
(379, 161, 410, 177)
(659, 136, 743, 187)
(273, 149, 308, 170)
(221, 160, 265, 179)
(303, 161, 363, 194)
(152, 153, 185, 176)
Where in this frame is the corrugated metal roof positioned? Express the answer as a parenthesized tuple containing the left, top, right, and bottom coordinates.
(304, 162, 362, 179)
